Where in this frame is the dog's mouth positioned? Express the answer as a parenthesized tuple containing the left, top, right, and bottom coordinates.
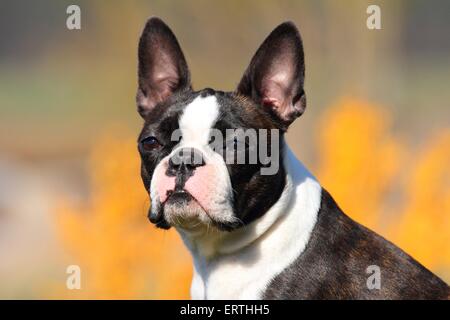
(164, 189, 208, 213)
(165, 189, 192, 203)
(148, 188, 240, 232)
(148, 189, 208, 230)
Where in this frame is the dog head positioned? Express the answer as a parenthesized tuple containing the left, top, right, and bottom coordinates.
(136, 18, 306, 233)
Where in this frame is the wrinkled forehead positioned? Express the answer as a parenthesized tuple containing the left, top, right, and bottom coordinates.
(140, 90, 275, 140)
(178, 94, 221, 145)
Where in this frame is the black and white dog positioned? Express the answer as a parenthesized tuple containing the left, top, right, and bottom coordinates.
(136, 17, 449, 299)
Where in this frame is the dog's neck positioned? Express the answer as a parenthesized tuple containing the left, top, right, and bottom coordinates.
(176, 142, 322, 299)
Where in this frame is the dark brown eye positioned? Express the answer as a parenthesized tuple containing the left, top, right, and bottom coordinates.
(141, 136, 161, 151)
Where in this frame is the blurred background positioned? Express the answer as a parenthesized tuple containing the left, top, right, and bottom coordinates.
(0, 0, 449, 299)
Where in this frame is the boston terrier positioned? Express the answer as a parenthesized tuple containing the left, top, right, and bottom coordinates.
(136, 17, 449, 299)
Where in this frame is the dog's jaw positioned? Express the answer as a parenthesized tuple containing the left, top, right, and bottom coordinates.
(180, 142, 322, 299)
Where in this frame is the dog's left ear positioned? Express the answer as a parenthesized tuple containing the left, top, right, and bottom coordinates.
(236, 22, 306, 129)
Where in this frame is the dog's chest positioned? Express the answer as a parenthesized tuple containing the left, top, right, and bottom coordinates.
(185, 148, 323, 300)
(191, 246, 277, 299)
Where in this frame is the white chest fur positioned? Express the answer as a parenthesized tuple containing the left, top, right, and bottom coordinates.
(179, 145, 322, 300)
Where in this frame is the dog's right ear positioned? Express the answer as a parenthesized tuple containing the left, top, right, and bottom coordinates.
(137, 17, 191, 118)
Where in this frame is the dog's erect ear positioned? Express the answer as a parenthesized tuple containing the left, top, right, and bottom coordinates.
(236, 22, 306, 128)
(137, 17, 191, 118)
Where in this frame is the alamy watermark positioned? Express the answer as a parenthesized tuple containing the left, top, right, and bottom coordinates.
(366, 265, 381, 290)
(169, 128, 280, 176)
(66, 5, 81, 30)
(367, 5, 381, 30)
(66, 264, 81, 290)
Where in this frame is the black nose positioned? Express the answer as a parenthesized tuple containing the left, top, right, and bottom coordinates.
(167, 148, 205, 175)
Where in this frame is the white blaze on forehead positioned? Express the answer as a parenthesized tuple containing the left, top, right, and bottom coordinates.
(179, 95, 220, 145)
